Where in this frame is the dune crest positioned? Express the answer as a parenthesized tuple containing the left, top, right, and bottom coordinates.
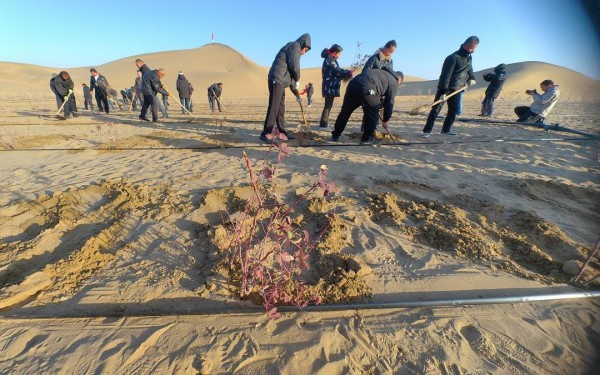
(0, 45, 598, 101)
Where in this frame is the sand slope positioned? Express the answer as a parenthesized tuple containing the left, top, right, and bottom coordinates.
(2, 44, 598, 101)
(400, 61, 600, 100)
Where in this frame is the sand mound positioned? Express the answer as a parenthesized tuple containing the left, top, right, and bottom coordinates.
(0, 179, 191, 308)
(196, 185, 372, 308)
(368, 179, 596, 284)
(2, 45, 597, 103)
(400, 61, 600, 101)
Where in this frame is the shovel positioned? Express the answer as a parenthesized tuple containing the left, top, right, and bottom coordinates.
(409, 85, 468, 116)
(166, 89, 196, 122)
(55, 91, 74, 119)
(298, 98, 309, 133)
(377, 113, 397, 144)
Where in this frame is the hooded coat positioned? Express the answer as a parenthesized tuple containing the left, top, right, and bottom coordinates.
(141, 70, 168, 96)
(176, 74, 193, 98)
(483, 64, 507, 98)
(321, 48, 352, 97)
(268, 33, 311, 87)
(53, 74, 74, 97)
(437, 46, 475, 93)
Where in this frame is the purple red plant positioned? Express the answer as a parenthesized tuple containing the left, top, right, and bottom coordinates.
(221, 136, 338, 319)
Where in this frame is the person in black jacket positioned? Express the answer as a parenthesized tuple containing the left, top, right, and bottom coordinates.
(331, 69, 401, 144)
(260, 33, 311, 143)
(362, 40, 397, 77)
(135, 59, 151, 76)
(320, 44, 353, 128)
(140, 68, 169, 123)
(89, 68, 111, 114)
(82, 83, 94, 111)
(421, 36, 479, 137)
(480, 63, 507, 116)
(53, 71, 77, 119)
(207, 83, 223, 112)
(176, 71, 193, 113)
(50, 73, 62, 109)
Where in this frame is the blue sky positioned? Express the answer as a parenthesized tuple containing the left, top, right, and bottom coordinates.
(1, 0, 599, 79)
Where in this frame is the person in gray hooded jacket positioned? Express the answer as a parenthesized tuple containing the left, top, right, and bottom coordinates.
(260, 33, 311, 143)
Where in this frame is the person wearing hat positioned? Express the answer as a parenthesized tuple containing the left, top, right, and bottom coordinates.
(176, 71, 194, 114)
(259, 33, 311, 143)
(421, 36, 479, 137)
(330, 68, 401, 144)
(480, 63, 508, 116)
(319, 44, 353, 128)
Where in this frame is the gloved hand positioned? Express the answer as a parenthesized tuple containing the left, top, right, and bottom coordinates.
(293, 81, 300, 90)
(468, 79, 476, 87)
(382, 121, 389, 130)
(67, 89, 73, 96)
(439, 94, 447, 103)
(296, 95, 302, 104)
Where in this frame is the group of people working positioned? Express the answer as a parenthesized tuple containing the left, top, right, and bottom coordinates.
(50, 63, 224, 122)
(259, 33, 561, 144)
(50, 34, 560, 137)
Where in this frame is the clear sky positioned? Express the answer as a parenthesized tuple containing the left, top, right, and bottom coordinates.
(1, 0, 599, 79)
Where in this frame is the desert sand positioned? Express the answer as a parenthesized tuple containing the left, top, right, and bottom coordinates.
(0, 44, 599, 374)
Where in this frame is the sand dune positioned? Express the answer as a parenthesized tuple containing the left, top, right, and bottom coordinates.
(401, 61, 600, 101)
(2, 44, 598, 102)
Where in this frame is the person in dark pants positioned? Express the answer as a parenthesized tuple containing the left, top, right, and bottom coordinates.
(135, 58, 150, 109)
(82, 83, 94, 111)
(176, 71, 193, 113)
(331, 69, 400, 144)
(53, 71, 77, 119)
(133, 71, 143, 110)
(89, 68, 110, 114)
(140, 68, 169, 123)
(514, 80, 560, 123)
(207, 83, 223, 112)
(422, 36, 479, 138)
(480, 63, 507, 116)
(319, 44, 353, 128)
(260, 33, 311, 143)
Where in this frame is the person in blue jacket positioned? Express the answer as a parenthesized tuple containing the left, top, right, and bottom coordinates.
(319, 44, 353, 128)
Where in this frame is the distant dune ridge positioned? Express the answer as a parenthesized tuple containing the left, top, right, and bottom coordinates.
(1, 43, 598, 101)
